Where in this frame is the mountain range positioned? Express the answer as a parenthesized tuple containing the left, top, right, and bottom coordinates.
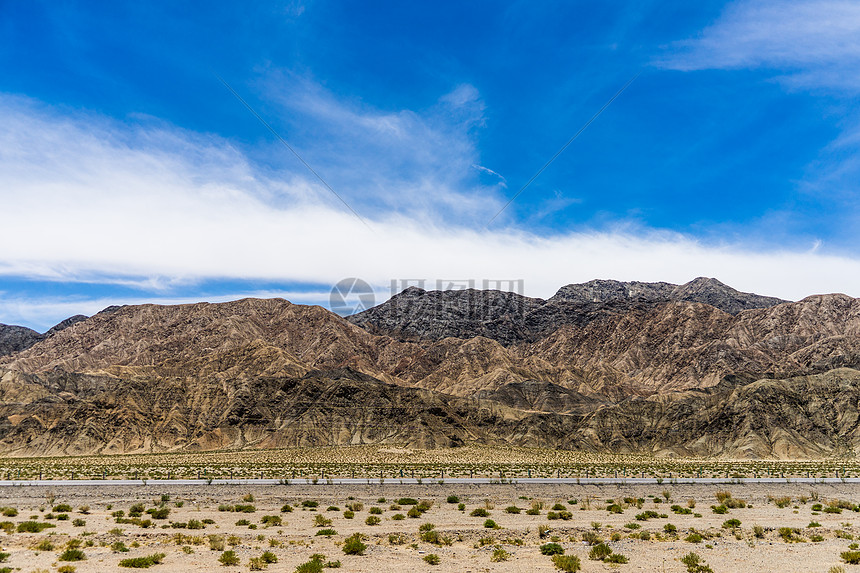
(1, 277, 859, 459)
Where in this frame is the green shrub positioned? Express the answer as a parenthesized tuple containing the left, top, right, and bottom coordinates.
(112, 541, 130, 552)
(588, 543, 612, 560)
(581, 531, 602, 545)
(446, 495, 460, 504)
(261, 515, 282, 526)
(146, 507, 170, 519)
(551, 554, 581, 572)
(342, 533, 367, 555)
(470, 508, 489, 517)
(778, 527, 802, 543)
(540, 542, 564, 556)
(685, 533, 703, 543)
(722, 519, 741, 529)
(710, 505, 728, 514)
(605, 554, 628, 564)
(218, 550, 240, 565)
(295, 559, 323, 573)
(423, 554, 440, 565)
(281, 504, 293, 513)
(314, 514, 333, 527)
(118, 553, 166, 568)
(343, 510, 354, 519)
(483, 519, 499, 529)
(301, 500, 319, 508)
(842, 551, 860, 565)
(397, 498, 418, 506)
(17, 521, 55, 532)
(491, 548, 510, 562)
(365, 515, 381, 526)
(505, 506, 521, 514)
(59, 548, 86, 561)
(316, 528, 337, 536)
(54, 504, 73, 512)
(33, 539, 55, 551)
(664, 523, 677, 533)
(681, 552, 713, 573)
(391, 513, 405, 520)
(369, 507, 383, 515)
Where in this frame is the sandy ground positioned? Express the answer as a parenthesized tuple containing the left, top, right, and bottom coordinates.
(0, 482, 857, 572)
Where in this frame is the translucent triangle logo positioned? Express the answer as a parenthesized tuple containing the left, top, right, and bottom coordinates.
(330, 277, 375, 316)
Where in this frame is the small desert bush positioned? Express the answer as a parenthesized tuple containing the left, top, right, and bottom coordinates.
(294, 558, 323, 573)
(681, 552, 713, 573)
(218, 550, 240, 566)
(588, 543, 612, 560)
(342, 533, 367, 555)
(58, 549, 86, 561)
(17, 521, 55, 533)
(551, 554, 581, 572)
(314, 514, 333, 527)
(540, 542, 564, 556)
(118, 553, 165, 568)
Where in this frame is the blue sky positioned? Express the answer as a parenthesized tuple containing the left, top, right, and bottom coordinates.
(2, 0, 860, 330)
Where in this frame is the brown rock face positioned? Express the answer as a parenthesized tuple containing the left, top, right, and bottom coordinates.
(0, 280, 858, 458)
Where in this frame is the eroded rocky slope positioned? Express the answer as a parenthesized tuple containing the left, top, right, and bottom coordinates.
(0, 279, 858, 457)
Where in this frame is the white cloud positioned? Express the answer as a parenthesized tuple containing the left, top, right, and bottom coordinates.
(661, 0, 860, 90)
(255, 72, 499, 221)
(2, 92, 860, 331)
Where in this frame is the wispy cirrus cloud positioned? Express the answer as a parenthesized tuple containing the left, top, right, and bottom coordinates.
(253, 71, 500, 222)
(660, 0, 860, 91)
(657, 0, 860, 245)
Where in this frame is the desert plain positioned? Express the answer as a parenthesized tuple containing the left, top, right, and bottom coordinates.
(0, 480, 858, 572)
